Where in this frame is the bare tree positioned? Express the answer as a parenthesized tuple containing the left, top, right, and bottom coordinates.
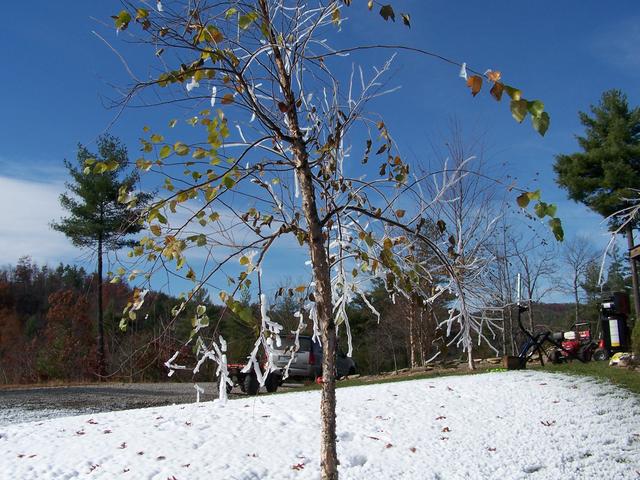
(422, 122, 506, 369)
(511, 236, 558, 331)
(561, 235, 598, 324)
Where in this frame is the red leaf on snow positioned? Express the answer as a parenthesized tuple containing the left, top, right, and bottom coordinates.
(442, 427, 451, 433)
(540, 420, 556, 427)
(487, 447, 497, 452)
(103, 430, 112, 434)
(292, 463, 305, 471)
(385, 443, 393, 449)
(409, 447, 417, 453)
(157, 456, 166, 460)
(436, 416, 446, 420)
(119, 442, 127, 449)
(440, 437, 449, 441)
(368, 436, 380, 441)
(87, 419, 98, 425)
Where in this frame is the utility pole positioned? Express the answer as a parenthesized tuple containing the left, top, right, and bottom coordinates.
(627, 227, 640, 326)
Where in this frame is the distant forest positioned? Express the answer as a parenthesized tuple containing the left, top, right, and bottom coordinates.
(0, 256, 588, 385)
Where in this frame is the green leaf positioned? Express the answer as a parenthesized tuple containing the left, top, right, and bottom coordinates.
(225, 7, 238, 18)
(150, 133, 164, 143)
(196, 234, 207, 247)
(516, 192, 530, 208)
(239, 255, 250, 265)
(534, 202, 547, 219)
(527, 190, 541, 201)
(159, 145, 171, 159)
(196, 305, 206, 316)
(119, 318, 128, 332)
(549, 217, 564, 241)
(222, 175, 236, 189)
(192, 147, 207, 159)
(503, 85, 522, 101)
(379, 5, 395, 21)
(532, 111, 550, 137)
(527, 100, 545, 117)
(113, 10, 131, 31)
(239, 11, 259, 29)
(174, 142, 189, 156)
(510, 99, 528, 123)
(545, 203, 557, 217)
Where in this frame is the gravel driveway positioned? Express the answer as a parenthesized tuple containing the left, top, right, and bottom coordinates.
(0, 382, 288, 426)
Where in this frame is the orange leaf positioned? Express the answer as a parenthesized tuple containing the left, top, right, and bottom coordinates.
(466, 75, 482, 97)
(221, 93, 234, 104)
(486, 70, 501, 82)
(490, 82, 504, 101)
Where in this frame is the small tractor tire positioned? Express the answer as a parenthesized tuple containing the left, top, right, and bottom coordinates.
(592, 348, 609, 362)
(265, 372, 280, 393)
(243, 372, 260, 396)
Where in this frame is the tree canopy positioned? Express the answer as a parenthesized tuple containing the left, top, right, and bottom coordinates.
(52, 135, 148, 249)
(554, 89, 640, 231)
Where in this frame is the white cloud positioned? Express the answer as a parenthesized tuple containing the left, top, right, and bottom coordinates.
(0, 176, 82, 266)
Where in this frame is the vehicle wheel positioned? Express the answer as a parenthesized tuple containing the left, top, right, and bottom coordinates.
(593, 348, 609, 362)
(578, 345, 593, 362)
(265, 373, 279, 393)
(244, 372, 260, 396)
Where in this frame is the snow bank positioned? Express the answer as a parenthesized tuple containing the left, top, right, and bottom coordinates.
(1, 371, 639, 479)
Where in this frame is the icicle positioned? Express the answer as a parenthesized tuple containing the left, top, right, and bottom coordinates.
(459, 62, 468, 81)
(186, 76, 199, 92)
(210, 86, 217, 107)
(194, 384, 204, 403)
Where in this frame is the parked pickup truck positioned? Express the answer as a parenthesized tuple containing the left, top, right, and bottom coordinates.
(269, 335, 356, 382)
(221, 335, 356, 396)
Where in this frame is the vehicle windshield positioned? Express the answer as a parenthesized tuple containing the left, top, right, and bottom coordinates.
(277, 336, 312, 352)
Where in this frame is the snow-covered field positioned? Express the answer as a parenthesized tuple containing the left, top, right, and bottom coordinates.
(1, 371, 639, 479)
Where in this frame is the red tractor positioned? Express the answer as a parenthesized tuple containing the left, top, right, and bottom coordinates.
(550, 322, 601, 363)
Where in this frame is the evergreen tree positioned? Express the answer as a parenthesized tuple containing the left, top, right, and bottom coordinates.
(51, 135, 149, 377)
(554, 89, 640, 319)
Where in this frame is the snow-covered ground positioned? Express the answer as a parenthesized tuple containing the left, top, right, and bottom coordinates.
(1, 370, 639, 479)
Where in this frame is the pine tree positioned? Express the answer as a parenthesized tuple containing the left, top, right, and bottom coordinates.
(51, 135, 149, 377)
(554, 89, 640, 319)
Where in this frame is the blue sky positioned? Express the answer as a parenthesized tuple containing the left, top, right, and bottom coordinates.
(1, 1, 639, 301)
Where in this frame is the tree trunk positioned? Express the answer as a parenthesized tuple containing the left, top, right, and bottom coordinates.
(97, 231, 106, 379)
(467, 346, 475, 370)
(626, 226, 640, 323)
(573, 276, 580, 324)
(408, 295, 419, 368)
